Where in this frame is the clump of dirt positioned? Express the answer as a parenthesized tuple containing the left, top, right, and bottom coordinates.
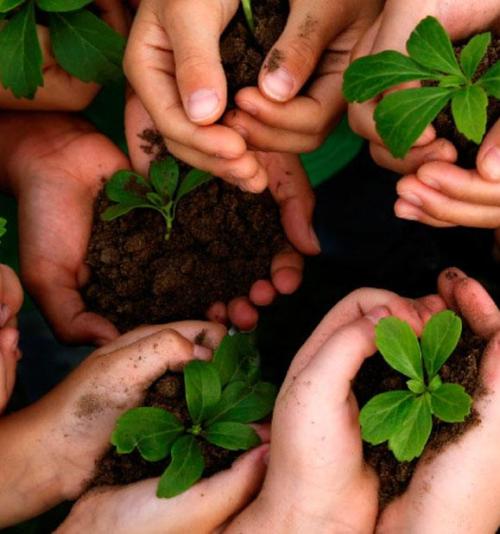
(432, 35, 500, 168)
(93, 374, 237, 486)
(353, 328, 486, 507)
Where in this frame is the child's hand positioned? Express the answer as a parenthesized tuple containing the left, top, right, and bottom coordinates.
(226, 288, 444, 534)
(0, 1, 128, 111)
(0, 264, 23, 412)
(0, 320, 226, 527)
(377, 268, 500, 534)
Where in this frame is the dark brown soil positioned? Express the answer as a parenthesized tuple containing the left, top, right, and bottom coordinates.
(353, 327, 486, 508)
(93, 373, 237, 487)
(432, 35, 500, 168)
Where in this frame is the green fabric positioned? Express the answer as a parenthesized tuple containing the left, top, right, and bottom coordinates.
(301, 115, 364, 188)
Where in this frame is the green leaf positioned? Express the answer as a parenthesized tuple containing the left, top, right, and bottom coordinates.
(438, 74, 466, 88)
(205, 421, 260, 451)
(146, 192, 164, 207)
(451, 85, 488, 144)
(208, 381, 276, 424)
(212, 333, 260, 387)
(36, 0, 92, 11)
(157, 435, 204, 498)
(478, 61, 500, 98)
(407, 378, 426, 394)
(460, 32, 491, 80)
(0, 0, 25, 13)
(176, 169, 213, 202)
(388, 394, 433, 462)
(375, 316, 423, 381)
(241, 0, 254, 34)
(343, 50, 436, 103)
(49, 9, 125, 84)
(428, 375, 443, 392)
(375, 87, 453, 158)
(430, 383, 472, 423)
(101, 201, 152, 221)
(0, 217, 7, 239)
(421, 310, 462, 380)
(360, 390, 415, 445)
(184, 360, 221, 424)
(105, 170, 149, 204)
(406, 16, 463, 76)
(0, 1, 43, 99)
(150, 157, 179, 200)
(111, 407, 184, 462)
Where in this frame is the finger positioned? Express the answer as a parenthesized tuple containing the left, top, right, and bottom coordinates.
(125, 92, 156, 176)
(95, 0, 130, 36)
(227, 298, 259, 332)
(370, 138, 457, 174)
(248, 280, 277, 307)
(477, 119, 500, 182)
(261, 152, 319, 255)
(0, 327, 20, 411)
(205, 302, 229, 325)
(396, 175, 500, 227)
(270, 247, 304, 295)
(394, 198, 457, 228)
(437, 267, 469, 310)
(414, 295, 447, 323)
(0, 265, 23, 326)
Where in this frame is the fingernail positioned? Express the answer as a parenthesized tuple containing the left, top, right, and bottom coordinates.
(419, 174, 440, 190)
(0, 304, 11, 328)
(232, 124, 249, 140)
(187, 89, 220, 122)
(309, 225, 321, 253)
(399, 192, 423, 207)
(481, 146, 500, 181)
(396, 206, 420, 221)
(262, 68, 294, 102)
(365, 306, 390, 325)
(238, 100, 258, 116)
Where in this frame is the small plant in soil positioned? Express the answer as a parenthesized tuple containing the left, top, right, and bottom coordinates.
(360, 311, 472, 462)
(0, 0, 125, 99)
(343, 16, 500, 158)
(110, 333, 276, 498)
(241, 0, 255, 34)
(101, 157, 212, 240)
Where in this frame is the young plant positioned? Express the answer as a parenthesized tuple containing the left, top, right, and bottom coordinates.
(101, 157, 213, 240)
(241, 0, 255, 34)
(360, 310, 473, 462)
(0, 218, 6, 242)
(0, 0, 125, 99)
(343, 16, 500, 158)
(111, 333, 277, 498)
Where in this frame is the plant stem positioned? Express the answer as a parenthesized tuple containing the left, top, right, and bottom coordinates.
(241, 0, 255, 34)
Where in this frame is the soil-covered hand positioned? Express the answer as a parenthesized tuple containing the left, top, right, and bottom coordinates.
(0, 1, 128, 111)
(0, 265, 23, 412)
(377, 268, 500, 534)
(223, 0, 383, 154)
(1, 112, 129, 345)
(0, 321, 226, 527)
(348, 0, 500, 175)
(226, 288, 444, 534)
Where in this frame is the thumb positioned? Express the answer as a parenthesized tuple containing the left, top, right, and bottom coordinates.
(477, 119, 500, 182)
(258, 1, 345, 102)
(159, 0, 237, 124)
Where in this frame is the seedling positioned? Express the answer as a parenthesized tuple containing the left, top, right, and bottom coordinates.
(343, 16, 500, 158)
(0, 218, 6, 242)
(101, 158, 213, 240)
(241, 0, 254, 34)
(111, 333, 276, 498)
(360, 310, 472, 462)
(0, 0, 125, 99)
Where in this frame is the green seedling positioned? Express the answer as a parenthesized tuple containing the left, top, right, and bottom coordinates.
(111, 333, 277, 498)
(360, 310, 473, 462)
(241, 0, 254, 34)
(0, 0, 125, 99)
(343, 16, 500, 158)
(101, 158, 213, 240)
(0, 218, 6, 242)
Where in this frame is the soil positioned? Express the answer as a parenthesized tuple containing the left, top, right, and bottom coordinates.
(432, 35, 500, 168)
(353, 327, 487, 508)
(93, 373, 237, 486)
(83, 1, 291, 332)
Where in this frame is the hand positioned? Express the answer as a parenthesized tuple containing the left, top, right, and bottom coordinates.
(0, 1, 128, 111)
(0, 320, 226, 527)
(348, 0, 500, 175)
(226, 288, 444, 533)
(377, 268, 500, 534)
(0, 264, 23, 412)
(223, 0, 383, 154)
(3, 112, 128, 345)
(126, 95, 319, 331)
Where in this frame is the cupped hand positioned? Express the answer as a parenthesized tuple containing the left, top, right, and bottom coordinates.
(0, 0, 128, 111)
(226, 287, 445, 533)
(0, 320, 226, 527)
(5, 112, 129, 345)
(377, 268, 500, 534)
(223, 0, 383, 154)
